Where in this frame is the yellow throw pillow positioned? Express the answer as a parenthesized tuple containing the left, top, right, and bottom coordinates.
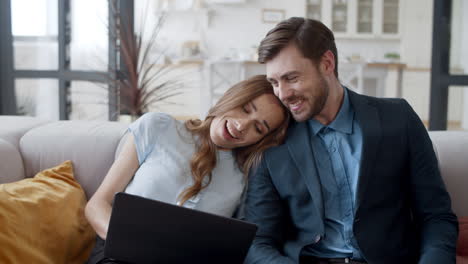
(0, 160, 96, 264)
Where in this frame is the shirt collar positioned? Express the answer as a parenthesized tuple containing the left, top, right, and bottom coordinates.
(308, 87, 354, 135)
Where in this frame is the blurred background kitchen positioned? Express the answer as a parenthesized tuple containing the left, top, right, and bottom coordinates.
(1, 0, 467, 130)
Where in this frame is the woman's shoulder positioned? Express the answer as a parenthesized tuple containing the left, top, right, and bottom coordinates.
(131, 112, 179, 131)
(128, 112, 182, 146)
(137, 112, 175, 124)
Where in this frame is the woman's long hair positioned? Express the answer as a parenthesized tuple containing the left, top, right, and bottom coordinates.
(178, 75, 290, 205)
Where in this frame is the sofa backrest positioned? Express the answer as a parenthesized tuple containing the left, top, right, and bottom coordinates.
(0, 138, 25, 183)
(19, 120, 127, 199)
(0, 116, 52, 184)
(1, 115, 467, 217)
(0, 116, 50, 148)
(429, 131, 468, 217)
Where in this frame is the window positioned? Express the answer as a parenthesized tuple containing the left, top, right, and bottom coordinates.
(11, 0, 58, 70)
(430, 0, 468, 130)
(0, 0, 129, 120)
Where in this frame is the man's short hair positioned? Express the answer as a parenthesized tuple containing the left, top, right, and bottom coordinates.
(258, 17, 339, 78)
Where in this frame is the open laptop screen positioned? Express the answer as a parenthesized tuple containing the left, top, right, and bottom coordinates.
(104, 192, 257, 264)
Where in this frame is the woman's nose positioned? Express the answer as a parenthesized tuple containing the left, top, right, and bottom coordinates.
(235, 118, 250, 132)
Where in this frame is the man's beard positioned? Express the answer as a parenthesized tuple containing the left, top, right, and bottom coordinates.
(290, 77, 329, 122)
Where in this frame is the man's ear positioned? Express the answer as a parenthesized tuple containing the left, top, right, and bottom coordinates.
(320, 50, 336, 76)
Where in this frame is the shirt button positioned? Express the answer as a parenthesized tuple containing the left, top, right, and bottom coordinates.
(330, 147, 336, 153)
(314, 235, 321, 243)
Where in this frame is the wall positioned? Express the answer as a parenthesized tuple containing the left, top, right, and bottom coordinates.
(202, 0, 306, 60)
(398, 0, 434, 122)
(135, 0, 310, 118)
(145, 0, 443, 122)
(140, 0, 307, 59)
(336, 38, 400, 63)
(14, 0, 462, 124)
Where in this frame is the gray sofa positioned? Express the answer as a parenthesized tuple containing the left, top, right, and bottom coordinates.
(0, 115, 127, 199)
(0, 115, 467, 216)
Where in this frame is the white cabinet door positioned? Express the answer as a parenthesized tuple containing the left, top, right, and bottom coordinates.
(306, 0, 400, 38)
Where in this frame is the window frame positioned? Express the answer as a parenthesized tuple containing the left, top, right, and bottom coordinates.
(0, 0, 133, 120)
(429, 0, 468, 130)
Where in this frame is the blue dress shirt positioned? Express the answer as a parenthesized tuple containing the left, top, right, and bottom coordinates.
(302, 88, 364, 260)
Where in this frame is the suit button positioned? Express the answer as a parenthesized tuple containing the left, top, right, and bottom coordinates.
(354, 218, 360, 223)
(314, 235, 321, 243)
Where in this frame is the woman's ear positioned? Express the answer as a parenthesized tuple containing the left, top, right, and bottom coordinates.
(320, 50, 336, 76)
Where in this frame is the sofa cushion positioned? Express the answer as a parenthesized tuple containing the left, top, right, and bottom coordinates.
(0, 115, 50, 148)
(20, 120, 127, 198)
(458, 217, 468, 264)
(0, 160, 95, 264)
(0, 138, 25, 184)
(428, 131, 468, 217)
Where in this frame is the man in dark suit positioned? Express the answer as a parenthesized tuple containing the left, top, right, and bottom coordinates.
(244, 17, 458, 264)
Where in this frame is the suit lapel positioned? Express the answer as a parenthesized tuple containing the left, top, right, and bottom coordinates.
(348, 90, 382, 211)
(286, 121, 324, 220)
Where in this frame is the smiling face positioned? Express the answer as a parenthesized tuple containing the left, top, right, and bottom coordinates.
(209, 93, 285, 150)
(266, 43, 330, 122)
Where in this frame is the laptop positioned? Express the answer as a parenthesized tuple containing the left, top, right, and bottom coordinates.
(104, 192, 258, 264)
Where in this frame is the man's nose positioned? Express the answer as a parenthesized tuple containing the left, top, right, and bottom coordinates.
(277, 83, 293, 102)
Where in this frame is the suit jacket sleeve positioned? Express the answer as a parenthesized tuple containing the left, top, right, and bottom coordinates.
(403, 101, 458, 264)
(244, 157, 295, 264)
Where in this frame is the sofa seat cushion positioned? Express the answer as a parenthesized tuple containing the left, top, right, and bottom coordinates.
(0, 160, 95, 264)
(458, 217, 468, 264)
(0, 138, 25, 184)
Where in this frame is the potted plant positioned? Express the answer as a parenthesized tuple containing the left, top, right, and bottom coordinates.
(108, 2, 187, 121)
(384, 52, 400, 63)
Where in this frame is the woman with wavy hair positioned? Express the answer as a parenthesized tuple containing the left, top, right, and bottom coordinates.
(85, 74, 290, 263)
